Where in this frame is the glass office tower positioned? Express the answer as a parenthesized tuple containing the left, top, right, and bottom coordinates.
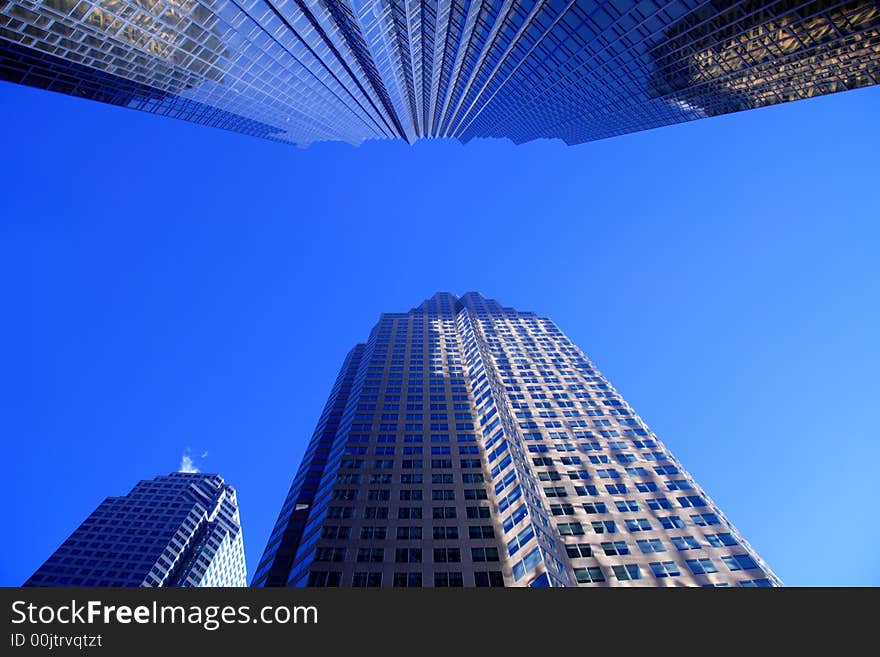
(25, 472, 247, 587)
(254, 292, 779, 587)
(1, 1, 877, 146)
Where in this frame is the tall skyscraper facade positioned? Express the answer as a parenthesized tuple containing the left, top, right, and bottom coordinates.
(1, 0, 876, 146)
(254, 292, 779, 588)
(25, 472, 247, 587)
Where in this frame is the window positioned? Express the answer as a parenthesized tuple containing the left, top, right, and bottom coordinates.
(307, 571, 342, 587)
(396, 526, 422, 540)
(646, 497, 672, 510)
(605, 483, 628, 495)
(550, 503, 575, 515)
(431, 489, 455, 500)
(671, 536, 701, 551)
(612, 564, 642, 581)
(624, 518, 652, 532)
(677, 495, 707, 508)
(686, 558, 718, 575)
(567, 470, 591, 480)
(393, 573, 422, 588)
(637, 539, 666, 554)
(543, 486, 568, 497)
(469, 525, 495, 539)
(352, 572, 382, 587)
(394, 548, 422, 563)
(466, 506, 491, 519)
(565, 543, 592, 558)
(691, 513, 721, 526)
(649, 562, 681, 578)
(397, 507, 422, 519)
(615, 500, 639, 512)
(601, 541, 630, 556)
(359, 526, 386, 539)
(356, 548, 383, 563)
(432, 506, 456, 519)
(434, 572, 464, 587)
(315, 547, 345, 562)
(574, 567, 605, 583)
(722, 554, 760, 571)
(583, 502, 608, 514)
(558, 522, 585, 536)
(427, 525, 455, 539)
(471, 547, 500, 562)
(591, 520, 616, 534)
(635, 481, 659, 493)
(706, 533, 738, 547)
(321, 526, 351, 540)
(658, 515, 686, 529)
(399, 489, 423, 501)
(474, 571, 504, 587)
(739, 579, 773, 587)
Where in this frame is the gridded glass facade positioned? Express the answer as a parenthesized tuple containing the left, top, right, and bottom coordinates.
(24, 471, 247, 587)
(2, 1, 876, 146)
(254, 292, 780, 587)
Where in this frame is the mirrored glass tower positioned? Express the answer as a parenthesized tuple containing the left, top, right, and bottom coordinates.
(254, 292, 780, 587)
(2, 0, 877, 146)
(25, 471, 247, 587)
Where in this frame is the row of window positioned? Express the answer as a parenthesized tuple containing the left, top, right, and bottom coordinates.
(336, 473, 485, 484)
(338, 459, 483, 469)
(573, 556, 767, 584)
(331, 488, 489, 501)
(557, 513, 724, 535)
(307, 571, 504, 587)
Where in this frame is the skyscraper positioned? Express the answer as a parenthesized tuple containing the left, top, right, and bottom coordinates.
(254, 292, 779, 588)
(25, 471, 247, 587)
(1, 1, 876, 146)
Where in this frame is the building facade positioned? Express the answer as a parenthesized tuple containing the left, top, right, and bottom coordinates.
(1, 0, 877, 146)
(25, 472, 247, 587)
(254, 292, 780, 588)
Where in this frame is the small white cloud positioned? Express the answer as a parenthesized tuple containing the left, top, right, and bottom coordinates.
(180, 452, 199, 473)
(200, 451, 209, 459)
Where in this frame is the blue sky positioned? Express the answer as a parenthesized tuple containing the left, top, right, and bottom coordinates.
(1, 81, 878, 587)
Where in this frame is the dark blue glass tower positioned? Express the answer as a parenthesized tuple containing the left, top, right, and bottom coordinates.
(24, 472, 247, 587)
(2, 1, 877, 146)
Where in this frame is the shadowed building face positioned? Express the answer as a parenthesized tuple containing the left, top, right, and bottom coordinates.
(2, 0, 877, 146)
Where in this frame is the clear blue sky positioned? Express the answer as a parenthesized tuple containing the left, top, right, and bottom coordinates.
(1, 82, 878, 587)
